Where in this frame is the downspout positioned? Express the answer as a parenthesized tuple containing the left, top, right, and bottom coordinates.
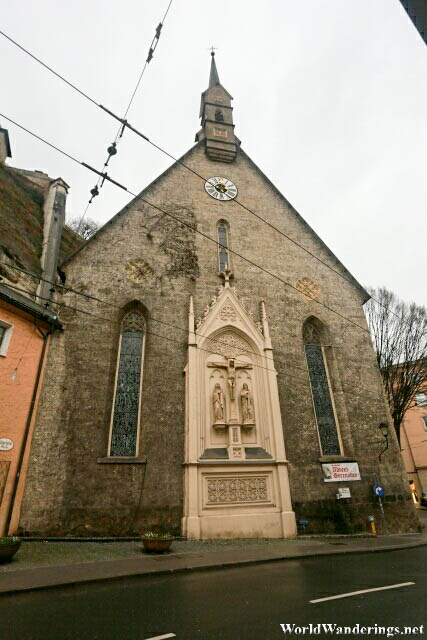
(4, 323, 51, 535)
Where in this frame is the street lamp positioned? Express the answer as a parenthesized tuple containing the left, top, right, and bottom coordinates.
(378, 422, 389, 462)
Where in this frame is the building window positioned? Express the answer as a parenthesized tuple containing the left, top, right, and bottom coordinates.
(422, 416, 427, 430)
(0, 319, 13, 357)
(303, 318, 341, 456)
(217, 221, 230, 272)
(415, 393, 427, 406)
(109, 311, 146, 457)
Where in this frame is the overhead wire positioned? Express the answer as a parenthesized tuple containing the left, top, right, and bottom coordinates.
(1, 280, 392, 407)
(0, 111, 374, 339)
(3, 279, 392, 407)
(1, 24, 415, 336)
(0, 113, 405, 410)
(2, 280, 310, 382)
(1, 258, 381, 389)
(78, 0, 173, 229)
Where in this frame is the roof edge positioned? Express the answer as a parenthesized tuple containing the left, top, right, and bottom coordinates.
(61, 141, 203, 267)
(239, 148, 370, 304)
(0, 284, 62, 327)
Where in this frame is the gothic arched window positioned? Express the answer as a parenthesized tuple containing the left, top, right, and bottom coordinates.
(217, 221, 230, 272)
(303, 318, 341, 456)
(109, 311, 146, 457)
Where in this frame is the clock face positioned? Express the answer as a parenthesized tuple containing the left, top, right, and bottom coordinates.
(204, 177, 238, 201)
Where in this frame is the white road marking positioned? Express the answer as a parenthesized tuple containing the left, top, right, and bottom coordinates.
(145, 634, 176, 640)
(310, 581, 415, 603)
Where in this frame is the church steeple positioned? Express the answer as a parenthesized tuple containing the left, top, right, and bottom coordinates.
(209, 51, 220, 87)
(195, 52, 239, 163)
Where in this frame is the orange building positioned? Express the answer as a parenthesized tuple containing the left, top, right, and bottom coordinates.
(0, 288, 60, 534)
(401, 386, 427, 503)
(0, 126, 81, 535)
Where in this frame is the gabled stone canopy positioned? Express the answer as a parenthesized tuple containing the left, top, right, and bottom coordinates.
(183, 275, 296, 539)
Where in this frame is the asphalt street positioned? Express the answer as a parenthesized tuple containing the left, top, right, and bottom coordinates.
(1, 547, 425, 640)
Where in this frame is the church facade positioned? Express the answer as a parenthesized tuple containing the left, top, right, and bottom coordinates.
(19, 55, 417, 537)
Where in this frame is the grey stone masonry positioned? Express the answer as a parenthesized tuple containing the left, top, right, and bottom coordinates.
(19, 60, 418, 536)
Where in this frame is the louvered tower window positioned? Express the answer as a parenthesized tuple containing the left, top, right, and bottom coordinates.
(109, 311, 145, 456)
(303, 319, 341, 456)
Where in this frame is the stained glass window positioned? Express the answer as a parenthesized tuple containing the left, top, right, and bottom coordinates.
(110, 311, 145, 456)
(218, 222, 230, 272)
(304, 319, 341, 456)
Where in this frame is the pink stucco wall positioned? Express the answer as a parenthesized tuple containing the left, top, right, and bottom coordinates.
(0, 300, 50, 535)
(401, 385, 427, 497)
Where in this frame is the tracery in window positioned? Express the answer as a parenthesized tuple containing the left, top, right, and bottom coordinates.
(303, 318, 341, 456)
(110, 311, 145, 456)
(217, 221, 230, 272)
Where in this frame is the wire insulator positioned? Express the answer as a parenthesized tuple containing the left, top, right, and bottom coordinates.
(146, 47, 154, 63)
(107, 142, 117, 156)
(155, 23, 163, 38)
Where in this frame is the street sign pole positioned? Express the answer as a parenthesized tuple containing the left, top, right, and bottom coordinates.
(373, 473, 389, 535)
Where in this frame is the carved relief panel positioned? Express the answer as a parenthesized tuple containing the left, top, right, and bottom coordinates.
(203, 472, 273, 507)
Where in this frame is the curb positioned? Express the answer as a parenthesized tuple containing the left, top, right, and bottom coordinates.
(1, 538, 427, 595)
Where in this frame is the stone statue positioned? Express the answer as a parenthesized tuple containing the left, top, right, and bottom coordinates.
(212, 383, 225, 423)
(227, 375, 236, 400)
(240, 383, 254, 423)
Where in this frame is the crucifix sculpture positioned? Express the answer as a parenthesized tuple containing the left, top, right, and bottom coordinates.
(209, 358, 252, 409)
(208, 356, 254, 459)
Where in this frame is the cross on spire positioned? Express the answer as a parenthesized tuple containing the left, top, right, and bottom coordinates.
(208, 47, 220, 87)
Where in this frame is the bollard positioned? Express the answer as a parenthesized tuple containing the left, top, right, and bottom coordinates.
(368, 515, 377, 535)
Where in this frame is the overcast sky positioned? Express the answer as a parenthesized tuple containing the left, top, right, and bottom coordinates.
(1, 0, 426, 305)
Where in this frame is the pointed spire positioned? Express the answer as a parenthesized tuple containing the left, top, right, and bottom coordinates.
(196, 50, 239, 162)
(209, 51, 220, 87)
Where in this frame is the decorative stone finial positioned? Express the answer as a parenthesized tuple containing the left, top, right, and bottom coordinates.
(220, 268, 233, 288)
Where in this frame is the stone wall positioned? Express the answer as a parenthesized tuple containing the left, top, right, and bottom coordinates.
(19, 143, 418, 536)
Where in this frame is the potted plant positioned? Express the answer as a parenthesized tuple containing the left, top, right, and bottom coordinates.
(0, 536, 22, 563)
(141, 526, 174, 554)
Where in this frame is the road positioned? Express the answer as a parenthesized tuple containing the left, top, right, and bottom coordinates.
(1, 547, 425, 639)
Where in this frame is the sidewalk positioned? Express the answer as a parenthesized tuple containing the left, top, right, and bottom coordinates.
(1, 530, 426, 595)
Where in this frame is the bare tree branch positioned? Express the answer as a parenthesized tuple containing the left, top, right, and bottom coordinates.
(364, 287, 427, 445)
(66, 216, 99, 240)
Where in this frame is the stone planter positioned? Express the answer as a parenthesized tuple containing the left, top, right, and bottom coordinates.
(141, 537, 174, 554)
(0, 537, 22, 563)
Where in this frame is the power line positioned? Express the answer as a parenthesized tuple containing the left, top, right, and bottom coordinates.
(0, 28, 368, 293)
(0, 29, 99, 107)
(1, 26, 415, 335)
(79, 0, 174, 227)
(0, 258, 351, 353)
(3, 279, 393, 409)
(2, 280, 393, 409)
(0, 111, 372, 339)
(3, 258, 382, 388)
(2, 281, 310, 382)
(2, 25, 419, 336)
(1, 274, 317, 381)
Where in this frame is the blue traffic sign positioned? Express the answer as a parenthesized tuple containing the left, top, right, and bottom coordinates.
(373, 484, 384, 497)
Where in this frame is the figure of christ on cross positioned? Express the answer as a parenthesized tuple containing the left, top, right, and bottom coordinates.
(208, 358, 252, 422)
